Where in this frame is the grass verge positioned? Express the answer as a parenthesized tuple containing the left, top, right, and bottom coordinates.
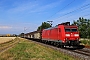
(80, 39, 90, 45)
(0, 38, 76, 60)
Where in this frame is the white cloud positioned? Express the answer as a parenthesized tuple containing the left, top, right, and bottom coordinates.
(0, 26, 12, 29)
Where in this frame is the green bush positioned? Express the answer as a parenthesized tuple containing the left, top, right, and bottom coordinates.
(81, 39, 90, 45)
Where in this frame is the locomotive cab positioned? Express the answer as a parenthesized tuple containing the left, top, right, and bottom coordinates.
(64, 26, 80, 46)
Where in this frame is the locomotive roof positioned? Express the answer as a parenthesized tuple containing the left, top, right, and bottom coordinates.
(44, 26, 58, 30)
(64, 25, 77, 28)
(43, 25, 77, 30)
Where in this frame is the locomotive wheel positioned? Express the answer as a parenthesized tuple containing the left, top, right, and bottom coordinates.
(51, 41, 54, 45)
(60, 45, 64, 48)
(56, 42, 60, 47)
(53, 42, 56, 46)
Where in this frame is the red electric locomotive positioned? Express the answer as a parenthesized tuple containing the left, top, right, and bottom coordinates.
(42, 22, 80, 47)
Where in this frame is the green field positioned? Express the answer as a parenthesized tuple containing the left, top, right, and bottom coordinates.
(0, 38, 76, 60)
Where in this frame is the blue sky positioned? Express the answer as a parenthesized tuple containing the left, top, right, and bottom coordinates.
(0, 0, 90, 34)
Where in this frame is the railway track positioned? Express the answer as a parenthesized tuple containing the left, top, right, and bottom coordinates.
(27, 38, 90, 60)
(0, 38, 20, 55)
(66, 48, 90, 60)
(72, 48, 90, 56)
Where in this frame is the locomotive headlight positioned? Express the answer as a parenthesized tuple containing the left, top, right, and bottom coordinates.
(74, 34, 79, 36)
(65, 34, 70, 36)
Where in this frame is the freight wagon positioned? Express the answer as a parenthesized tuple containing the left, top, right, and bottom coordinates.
(25, 31, 41, 39)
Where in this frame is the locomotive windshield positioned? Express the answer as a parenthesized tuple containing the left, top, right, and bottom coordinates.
(65, 29, 70, 32)
(71, 29, 77, 32)
(65, 28, 77, 32)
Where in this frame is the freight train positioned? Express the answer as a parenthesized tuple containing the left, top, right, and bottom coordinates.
(24, 22, 80, 47)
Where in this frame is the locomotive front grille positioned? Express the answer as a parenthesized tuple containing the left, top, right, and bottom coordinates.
(65, 40, 79, 46)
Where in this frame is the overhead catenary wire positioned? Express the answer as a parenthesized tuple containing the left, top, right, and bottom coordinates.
(46, 0, 75, 20)
(74, 13, 90, 19)
(52, 3, 90, 24)
(63, 5, 90, 19)
(64, 13, 90, 23)
(58, 3, 90, 18)
(46, 0, 90, 25)
(82, 14, 90, 17)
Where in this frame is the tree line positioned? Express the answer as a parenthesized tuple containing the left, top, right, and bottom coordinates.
(72, 17, 90, 38)
(37, 22, 52, 31)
